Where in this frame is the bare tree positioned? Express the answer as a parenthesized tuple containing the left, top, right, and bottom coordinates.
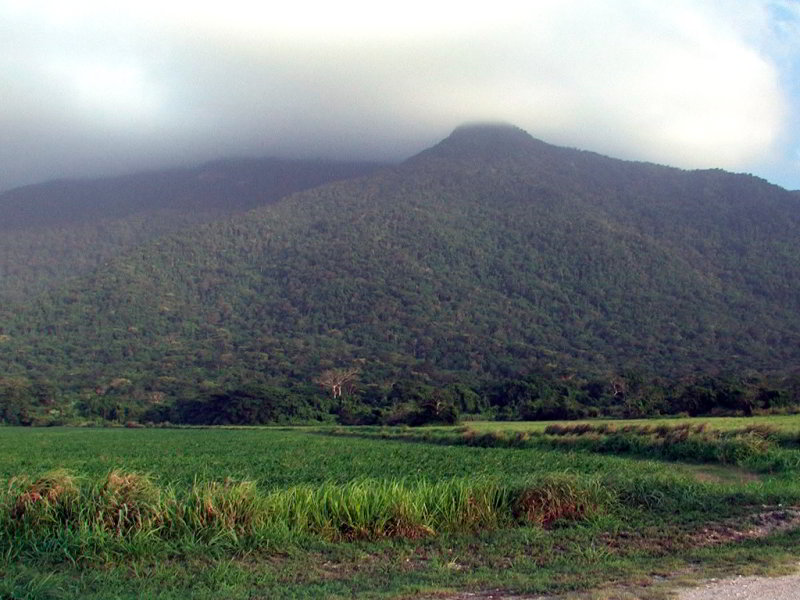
(315, 368, 360, 398)
(611, 377, 626, 401)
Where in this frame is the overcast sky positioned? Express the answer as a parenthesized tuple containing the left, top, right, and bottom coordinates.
(2, 0, 799, 192)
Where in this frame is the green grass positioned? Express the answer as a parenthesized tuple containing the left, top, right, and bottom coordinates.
(0, 426, 703, 486)
(1, 471, 614, 560)
(320, 421, 800, 475)
(2, 423, 800, 599)
(465, 414, 800, 433)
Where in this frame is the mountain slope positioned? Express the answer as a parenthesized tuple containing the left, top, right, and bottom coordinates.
(0, 158, 382, 303)
(1, 124, 799, 418)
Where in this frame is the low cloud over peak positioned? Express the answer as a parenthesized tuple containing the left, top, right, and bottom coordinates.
(2, 0, 799, 191)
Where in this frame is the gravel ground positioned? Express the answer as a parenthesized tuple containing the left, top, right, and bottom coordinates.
(676, 572, 800, 600)
(430, 571, 800, 600)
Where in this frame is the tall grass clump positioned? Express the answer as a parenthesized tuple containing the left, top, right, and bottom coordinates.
(180, 479, 263, 533)
(4, 469, 80, 531)
(512, 474, 612, 526)
(1, 469, 169, 561)
(1, 470, 615, 561)
(248, 476, 611, 541)
(271, 479, 436, 540)
(91, 470, 163, 536)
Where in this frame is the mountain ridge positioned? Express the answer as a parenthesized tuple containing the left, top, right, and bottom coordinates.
(0, 157, 384, 231)
(1, 124, 799, 423)
(0, 157, 384, 304)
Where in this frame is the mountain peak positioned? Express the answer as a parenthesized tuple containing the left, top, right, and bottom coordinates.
(410, 122, 548, 163)
(449, 122, 534, 141)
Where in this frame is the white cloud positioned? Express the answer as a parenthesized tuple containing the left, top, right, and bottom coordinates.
(0, 0, 796, 189)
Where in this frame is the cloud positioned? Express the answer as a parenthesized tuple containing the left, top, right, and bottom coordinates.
(0, 0, 796, 190)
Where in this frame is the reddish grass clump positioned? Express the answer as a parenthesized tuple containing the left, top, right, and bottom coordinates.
(98, 470, 162, 535)
(513, 484, 597, 527)
(385, 517, 435, 540)
(9, 470, 77, 520)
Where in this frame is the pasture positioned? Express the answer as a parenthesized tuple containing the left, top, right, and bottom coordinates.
(3, 417, 800, 599)
(465, 414, 800, 433)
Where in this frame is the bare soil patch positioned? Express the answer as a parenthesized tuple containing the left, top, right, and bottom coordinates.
(680, 465, 762, 485)
(688, 508, 800, 547)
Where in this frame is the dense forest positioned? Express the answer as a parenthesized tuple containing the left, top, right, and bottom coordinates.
(0, 158, 382, 304)
(2, 124, 800, 425)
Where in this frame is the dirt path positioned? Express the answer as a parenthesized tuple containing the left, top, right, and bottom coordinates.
(676, 571, 800, 599)
(429, 571, 800, 600)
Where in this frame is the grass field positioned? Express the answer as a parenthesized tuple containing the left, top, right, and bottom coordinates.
(465, 414, 800, 432)
(3, 417, 800, 599)
(0, 426, 718, 484)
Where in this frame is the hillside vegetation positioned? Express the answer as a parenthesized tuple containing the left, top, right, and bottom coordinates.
(0, 158, 381, 304)
(2, 124, 800, 424)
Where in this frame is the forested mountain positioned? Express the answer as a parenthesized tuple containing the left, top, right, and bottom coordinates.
(2, 124, 800, 424)
(0, 158, 382, 303)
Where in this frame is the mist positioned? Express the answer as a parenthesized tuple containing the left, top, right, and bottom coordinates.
(2, 0, 799, 192)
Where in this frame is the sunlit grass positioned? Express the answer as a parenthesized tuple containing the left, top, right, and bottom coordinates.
(465, 414, 800, 433)
(0, 426, 699, 485)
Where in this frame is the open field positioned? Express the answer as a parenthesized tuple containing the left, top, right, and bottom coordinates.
(0, 427, 669, 485)
(3, 420, 800, 599)
(465, 414, 800, 433)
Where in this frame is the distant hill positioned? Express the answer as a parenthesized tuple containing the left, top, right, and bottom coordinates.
(1, 124, 799, 422)
(0, 158, 383, 303)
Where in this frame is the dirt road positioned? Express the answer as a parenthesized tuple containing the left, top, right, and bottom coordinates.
(676, 572, 800, 600)
(431, 570, 800, 600)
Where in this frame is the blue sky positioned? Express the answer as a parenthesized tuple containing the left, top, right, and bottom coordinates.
(1, 0, 799, 191)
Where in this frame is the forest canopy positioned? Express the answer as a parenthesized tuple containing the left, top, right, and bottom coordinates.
(2, 125, 799, 425)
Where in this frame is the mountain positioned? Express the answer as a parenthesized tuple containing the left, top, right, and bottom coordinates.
(0, 158, 383, 303)
(1, 124, 799, 423)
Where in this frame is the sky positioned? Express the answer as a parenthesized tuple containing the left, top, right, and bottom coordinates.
(2, 0, 799, 192)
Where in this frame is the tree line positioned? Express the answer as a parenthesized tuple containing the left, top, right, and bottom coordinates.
(3, 369, 798, 427)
